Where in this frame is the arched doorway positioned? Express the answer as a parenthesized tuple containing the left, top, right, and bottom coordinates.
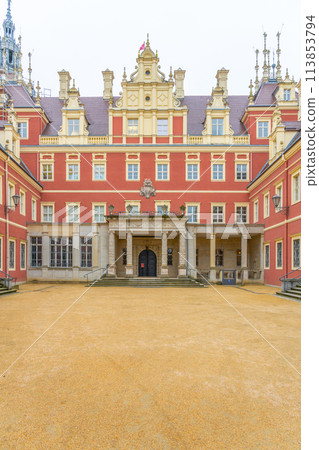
(138, 249, 157, 277)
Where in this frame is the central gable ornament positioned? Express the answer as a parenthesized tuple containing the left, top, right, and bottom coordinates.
(140, 179, 156, 199)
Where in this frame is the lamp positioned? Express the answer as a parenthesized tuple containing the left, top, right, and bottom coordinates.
(5, 194, 20, 214)
(126, 204, 133, 214)
(272, 194, 289, 216)
(162, 205, 168, 215)
(108, 204, 114, 215)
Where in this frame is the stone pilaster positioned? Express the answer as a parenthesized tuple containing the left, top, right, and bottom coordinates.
(161, 231, 168, 277)
(178, 232, 187, 277)
(125, 231, 133, 277)
(107, 230, 116, 277)
(241, 234, 249, 283)
(209, 234, 217, 283)
(260, 234, 264, 282)
(42, 231, 50, 279)
(72, 225, 80, 281)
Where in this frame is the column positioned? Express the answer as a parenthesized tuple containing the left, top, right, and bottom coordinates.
(178, 231, 187, 277)
(241, 234, 248, 283)
(259, 234, 264, 282)
(72, 225, 80, 281)
(169, 111, 173, 144)
(161, 231, 168, 277)
(188, 230, 196, 279)
(125, 231, 133, 277)
(107, 230, 116, 277)
(42, 230, 50, 280)
(209, 234, 217, 282)
(99, 225, 108, 269)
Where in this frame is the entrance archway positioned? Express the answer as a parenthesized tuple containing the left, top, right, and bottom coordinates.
(138, 249, 157, 277)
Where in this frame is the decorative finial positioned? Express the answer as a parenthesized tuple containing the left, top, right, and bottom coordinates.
(146, 33, 150, 46)
(169, 66, 173, 81)
(122, 67, 127, 81)
(73, 78, 76, 88)
(108, 96, 113, 107)
(267, 50, 270, 78)
(255, 49, 259, 93)
(285, 68, 290, 80)
(248, 79, 254, 104)
(27, 52, 33, 95)
(276, 31, 282, 80)
(271, 50, 276, 79)
(35, 81, 41, 105)
(262, 32, 269, 81)
(17, 35, 23, 84)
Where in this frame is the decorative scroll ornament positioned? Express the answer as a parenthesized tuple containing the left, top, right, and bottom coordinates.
(140, 179, 156, 199)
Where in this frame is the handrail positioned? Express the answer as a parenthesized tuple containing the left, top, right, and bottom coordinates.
(0, 270, 17, 289)
(279, 267, 301, 282)
(83, 267, 108, 285)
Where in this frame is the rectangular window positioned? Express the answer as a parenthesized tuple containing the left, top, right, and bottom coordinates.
(254, 200, 259, 222)
(127, 119, 138, 135)
(68, 164, 79, 180)
(156, 205, 169, 215)
(212, 118, 224, 135)
(31, 237, 42, 267)
(284, 89, 291, 101)
(80, 237, 92, 268)
(264, 193, 270, 218)
(236, 206, 247, 223)
(212, 206, 224, 223)
(42, 205, 53, 222)
(129, 205, 139, 215)
(122, 248, 127, 266)
(50, 237, 73, 267)
(276, 241, 283, 269)
(21, 242, 26, 270)
(187, 164, 199, 180)
(157, 119, 168, 136)
(216, 249, 224, 266)
(32, 199, 37, 221)
(127, 163, 139, 180)
(93, 164, 105, 180)
(157, 163, 168, 180)
(276, 185, 283, 210)
(20, 191, 25, 215)
(68, 119, 80, 136)
(236, 164, 248, 180)
(8, 184, 14, 205)
(67, 204, 79, 223)
(258, 121, 269, 138)
(212, 163, 224, 180)
(167, 248, 173, 266)
(187, 205, 198, 223)
(293, 238, 301, 268)
(236, 249, 241, 266)
(292, 172, 300, 203)
(93, 205, 105, 223)
(17, 122, 28, 139)
(41, 163, 53, 181)
(265, 244, 270, 269)
(9, 240, 15, 270)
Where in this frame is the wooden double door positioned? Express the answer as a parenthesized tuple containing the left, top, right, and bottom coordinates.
(138, 249, 157, 277)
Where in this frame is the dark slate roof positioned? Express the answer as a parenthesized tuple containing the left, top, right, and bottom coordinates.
(0, 144, 42, 188)
(248, 130, 301, 187)
(254, 82, 278, 106)
(283, 121, 301, 131)
(228, 96, 249, 135)
(5, 84, 36, 108)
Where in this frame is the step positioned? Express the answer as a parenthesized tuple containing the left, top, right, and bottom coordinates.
(276, 291, 301, 300)
(0, 287, 18, 296)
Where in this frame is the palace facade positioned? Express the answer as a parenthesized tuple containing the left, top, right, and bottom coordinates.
(0, 2, 301, 287)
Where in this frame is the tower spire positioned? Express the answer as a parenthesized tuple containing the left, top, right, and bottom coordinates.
(27, 52, 33, 95)
(262, 32, 269, 81)
(254, 49, 259, 93)
(276, 32, 282, 81)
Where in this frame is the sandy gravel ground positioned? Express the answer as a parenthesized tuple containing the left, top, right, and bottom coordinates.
(0, 283, 300, 449)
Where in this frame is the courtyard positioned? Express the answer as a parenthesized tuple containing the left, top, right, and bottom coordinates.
(0, 283, 300, 449)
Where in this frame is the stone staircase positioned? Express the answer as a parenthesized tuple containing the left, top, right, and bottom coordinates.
(276, 283, 301, 301)
(0, 281, 18, 296)
(89, 277, 207, 288)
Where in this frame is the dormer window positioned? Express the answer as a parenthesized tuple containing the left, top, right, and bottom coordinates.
(258, 121, 269, 138)
(212, 118, 224, 136)
(284, 89, 291, 101)
(68, 119, 80, 136)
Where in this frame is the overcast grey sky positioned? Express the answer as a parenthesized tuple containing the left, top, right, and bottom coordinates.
(8, 0, 300, 97)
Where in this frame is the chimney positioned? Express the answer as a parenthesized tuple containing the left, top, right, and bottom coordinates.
(174, 68, 186, 99)
(216, 68, 229, 98)
(58, 70, 71, 100)
(102, 69, 114, 100)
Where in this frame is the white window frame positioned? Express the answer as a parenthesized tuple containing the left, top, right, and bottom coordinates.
(31, 198, 37, 221)
(127, 119, 139, 136)
(20, 241, 26, 270)
(67, 163, 80, 181)
(93, 163, 106, 181)
(276, 240, 283, 269)
(275, 182, 283, 211)
(125, 201, 140, 215)
(8, 182, 15, 207)
(19, 190, 26, 215)
(264, 243, 270, 269)
(68, 118, 80, 136)
(67, 203, 80, 223)
(126, 163, 139, 181)
(17, 121, 28, 139)
(291, 236, 301, 270)
(92, 203, 106, 223)
(40, 162, 54, 181)
(156, 162, 169, 181)
(155, 201, 171, 215)
(157, 119, 168, 136)
(41, 203, 55, 223)
(235, 204, 249, 224)
(284, 89, 291, 101)
(257, 120, 270, 138)
(211, 163, 225, 181)
(236, 163, 248, 181)
(212, 118, 224, 136)
(291, 170, 301, 204)
(211, 203, 225, 223)
(253, 200, 259, 223)
(186, 163, 199, 181)
(264, 192, 270, 218)
(9, 239, 15, 270)
(186, 203, 200, 223)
